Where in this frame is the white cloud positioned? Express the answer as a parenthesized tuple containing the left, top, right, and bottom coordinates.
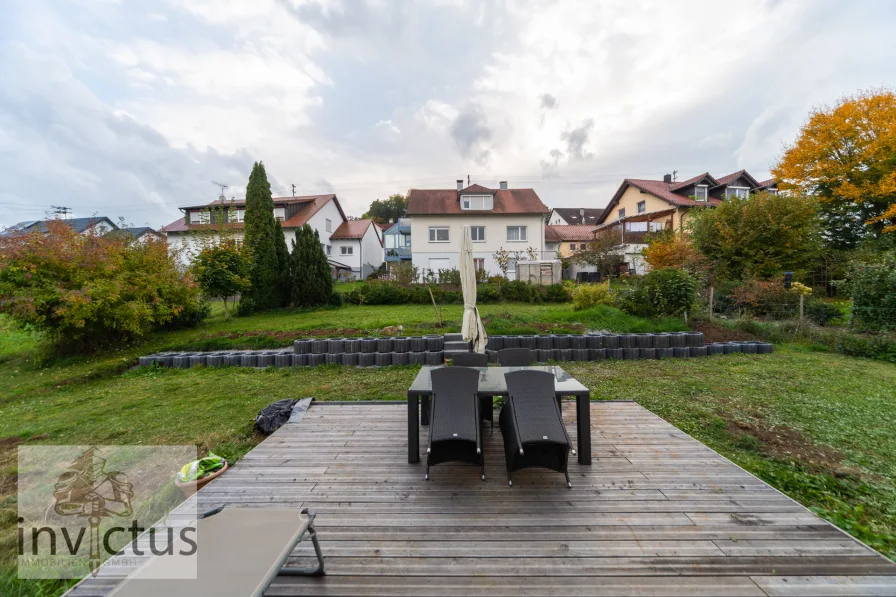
(0, 0, 894, 228)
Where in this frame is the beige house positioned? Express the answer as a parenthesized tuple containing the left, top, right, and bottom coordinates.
(594, 170, 777, 273)
(406, 181, 550, 278)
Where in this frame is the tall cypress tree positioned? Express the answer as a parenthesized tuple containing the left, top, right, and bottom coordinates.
(239, 161, 280, 313)
(312, 228, 334, 303)
(289, 225, 332, 307)
(289, 226, 309, 307)
(273, 219, 290, 307)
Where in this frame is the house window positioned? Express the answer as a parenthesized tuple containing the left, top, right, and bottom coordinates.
(649, 221, 664, 232)
(507, 226, 527, 242)
(473, 258, 485, 271)
(470, 226, 485, 242)
(326, 219, 332, 232)
(341, 246, 353, 255)
(618, 208, 625, 220)
(236, 209, 245, 222)
(695, 185, 708, 201)
(569, 243, 577, 251)
(767, 188, 779, 195)
(429, 227, 449, 242)
(637, 201, 646, 214)
(326, 245, 331, 255)
(198, 211, 210, 224)
(725, 186, 749, 199)
(460, 195, 494, 210)
(508, 259, 517, 276)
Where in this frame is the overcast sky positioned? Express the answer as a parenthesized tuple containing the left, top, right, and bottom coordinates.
(1, 0, 895, 230)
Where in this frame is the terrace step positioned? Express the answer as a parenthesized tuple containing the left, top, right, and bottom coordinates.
(443, 333, 465, 342)
(444, 340, 471, 352)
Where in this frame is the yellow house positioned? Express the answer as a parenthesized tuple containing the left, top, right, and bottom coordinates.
(593, 171, 778, 273)
(544, 225, 598, 258)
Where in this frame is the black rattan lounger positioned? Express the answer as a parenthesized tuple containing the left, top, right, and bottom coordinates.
(107, 506, 324, 597)
(500, 370, 572, 488)
(450, 353, 493, 428)
(497, 347, 532, 366)
(426, 367, 484, 481)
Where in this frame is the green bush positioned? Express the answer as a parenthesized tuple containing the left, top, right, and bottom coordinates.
(618, 269, 696, 317)
(544, 283, 572, 303)
(476, 284, 501, 303)
(850, 255, 896, 331)
(805, 299, 840, 326)
(0, 221, 205, 354)
(501, 280, 537, 302)
(328, 291, 344, 307)
(437, 268, 461, 285)
(571, 282, 615, 311)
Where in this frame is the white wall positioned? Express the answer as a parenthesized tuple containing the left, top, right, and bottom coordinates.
(410, 214, 546, 277)
(549, 211, 569, 226)
(303, 199, 344, 258)
(166, 230, 246, 266)
(359, 224, 384, 277)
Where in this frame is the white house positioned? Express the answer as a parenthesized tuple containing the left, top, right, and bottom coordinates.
(547, 208, 603, 227)
(406, 181, 550, 278)
(161, 194, 383, 280)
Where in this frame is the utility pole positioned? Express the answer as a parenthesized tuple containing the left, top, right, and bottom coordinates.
(50, 205, 71, 219)
(292, 184, 296, 197)
(467, 174, 470, 186)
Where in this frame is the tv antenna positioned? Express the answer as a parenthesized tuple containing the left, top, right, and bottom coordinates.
(672, 170, 678, 182)
(212, 181, 228, 202)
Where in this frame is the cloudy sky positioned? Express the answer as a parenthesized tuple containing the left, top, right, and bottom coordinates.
(1, 0, 895, 230)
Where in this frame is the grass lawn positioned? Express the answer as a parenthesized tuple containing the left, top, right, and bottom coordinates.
(1, 304, 895, 595)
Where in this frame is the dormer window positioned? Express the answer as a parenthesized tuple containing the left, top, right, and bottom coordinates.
(460, 195, 493, 210)
(694, 185, 708, 201)
(725, 186, 749, 199)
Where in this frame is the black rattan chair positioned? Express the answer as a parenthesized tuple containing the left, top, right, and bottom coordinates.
(451, 353, 494, 428)
(499, 370, 572, 487)
(426, 367, 484, 481)
(498, 347, 532, 366)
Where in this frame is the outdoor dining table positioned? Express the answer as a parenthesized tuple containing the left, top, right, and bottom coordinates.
(407, 365, 592, 465)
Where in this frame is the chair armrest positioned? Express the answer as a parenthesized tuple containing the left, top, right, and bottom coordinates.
(506, 395, 525, 456)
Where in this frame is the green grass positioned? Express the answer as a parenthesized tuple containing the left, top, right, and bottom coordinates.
(1, 304, 895, 594)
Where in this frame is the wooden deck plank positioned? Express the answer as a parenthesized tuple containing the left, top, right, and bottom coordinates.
(72, 401, 896, 597)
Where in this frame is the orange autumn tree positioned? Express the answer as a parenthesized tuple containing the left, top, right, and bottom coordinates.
(773, 88, 896, 248)
(641, 231, 708, 275)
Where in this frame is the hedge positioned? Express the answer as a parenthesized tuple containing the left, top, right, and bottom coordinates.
(345, 281, 572, 306)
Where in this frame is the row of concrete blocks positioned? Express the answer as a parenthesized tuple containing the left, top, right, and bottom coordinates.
(139, 340, 772, 370)
(139, 350, 447, 368)
(293, 335, 444, 355)
(484, 341, 773, 363)
(486, 332, 705, 351)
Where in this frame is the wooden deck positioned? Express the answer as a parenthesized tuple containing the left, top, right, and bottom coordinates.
(73, 401, 896, 596)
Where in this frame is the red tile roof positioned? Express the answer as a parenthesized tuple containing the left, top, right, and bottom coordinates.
(755, 178, 778, 189)
(545, 224, 598, 242)
(544, 226, 561, 243)
(713, 170, 760, 189)
(459, 183, 495, 195)
(407, 187, 548, 215)
(669, 172, 717, 191)
(330, 219, 373, 240)
(625, 179, 723, 207)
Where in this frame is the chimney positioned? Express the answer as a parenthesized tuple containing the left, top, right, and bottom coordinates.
(663, 174, 672, 183)
(457, 179, 464, 191)
(499, 181, 508, 190)
(579, 208, 585, 217)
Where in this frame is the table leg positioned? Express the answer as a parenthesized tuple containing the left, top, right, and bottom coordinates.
(421, 395, 430, 426)
(576, 393, 592, 465)
(408, 392, 419, 464)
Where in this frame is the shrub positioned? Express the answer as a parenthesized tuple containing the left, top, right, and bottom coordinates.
(544, 283, 572, 303)
(804, 299, 840, 326)
(849, 255, 896, 331)
(191, 240, 251, 319)
(0, 222, 205, 354)
(390, 262, 418, 286)
(617, 268, 696, 317)
(328, 292, 344, 307)
(501, 280, 537, 302)
(571, 282, 615, 311)
(726, 277, 800, 319)
(437, 268, 461, 285)
(476, 284, 501, 303)
(487, 275, 505, 284)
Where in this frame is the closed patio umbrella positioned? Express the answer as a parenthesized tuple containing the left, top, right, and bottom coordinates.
(460, 225, 488, 353)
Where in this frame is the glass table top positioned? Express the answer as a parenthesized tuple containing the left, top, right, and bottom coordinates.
(408, 365, 589, 396)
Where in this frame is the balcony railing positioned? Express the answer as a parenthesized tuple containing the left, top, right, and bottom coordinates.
(385, 246, 412, 260)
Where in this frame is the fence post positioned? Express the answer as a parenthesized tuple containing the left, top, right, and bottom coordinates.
(799, 294, 804, 322)
(708, 285, 714, 321)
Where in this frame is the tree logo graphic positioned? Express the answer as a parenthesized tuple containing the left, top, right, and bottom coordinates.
(52, 447, 134, 575)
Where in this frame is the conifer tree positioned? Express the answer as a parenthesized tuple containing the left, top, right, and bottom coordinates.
(239, 161, 280, 313)
(273, 218, 291, 307)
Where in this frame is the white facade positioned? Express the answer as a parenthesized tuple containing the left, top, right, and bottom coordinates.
(410, 214, 547, 278)
(165, 197, 383, 279)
